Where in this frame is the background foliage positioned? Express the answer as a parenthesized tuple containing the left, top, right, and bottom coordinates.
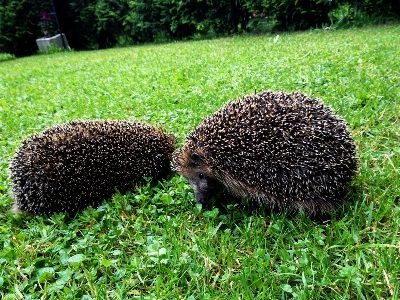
(0, 0, 48, 56)
(0, 0, 399, 56)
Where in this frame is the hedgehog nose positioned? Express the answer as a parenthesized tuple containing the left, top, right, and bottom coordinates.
(195, 195, 206, 204)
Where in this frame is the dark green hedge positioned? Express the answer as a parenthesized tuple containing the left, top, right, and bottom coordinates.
(0, 0, 48, 56)
(0, 0, 398, 56)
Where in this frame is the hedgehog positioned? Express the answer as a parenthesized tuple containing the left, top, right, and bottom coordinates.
(9, 120, 176, 215)
(173, 91, 358, 217)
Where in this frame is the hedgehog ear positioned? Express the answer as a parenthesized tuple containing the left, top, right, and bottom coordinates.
(191, 152, 202, 162)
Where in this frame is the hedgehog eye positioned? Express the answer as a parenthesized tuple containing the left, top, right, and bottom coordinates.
(199, 173, 204, 179)
(191, 152, 201, 161)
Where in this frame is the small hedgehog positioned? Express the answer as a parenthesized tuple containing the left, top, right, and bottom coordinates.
(9, 120, 176, 215)
(173, 91, 358, 217)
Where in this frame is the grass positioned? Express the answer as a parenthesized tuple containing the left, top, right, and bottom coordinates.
(0, 53, 15, 62)
(0, 25, 399, 299)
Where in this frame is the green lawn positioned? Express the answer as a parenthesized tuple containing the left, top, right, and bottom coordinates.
(0, 25, 399, 299)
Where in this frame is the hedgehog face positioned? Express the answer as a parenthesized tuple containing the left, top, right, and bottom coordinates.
(176, 152, 220, 204)
(187, 170, 215, 204)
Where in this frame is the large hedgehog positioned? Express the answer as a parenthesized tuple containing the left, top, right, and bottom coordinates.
(173, 91, 358, 217)
(9, 120, 176, 215)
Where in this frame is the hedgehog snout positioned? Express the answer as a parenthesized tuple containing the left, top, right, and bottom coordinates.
(186, 172, 220, 204)
(194, 190, 210, 204)
(188, 176, 209, 204)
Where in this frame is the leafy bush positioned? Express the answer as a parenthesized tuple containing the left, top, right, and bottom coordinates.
(167, 0, 246, 38)
(0, 52, 15, 61)
(0, 0, 49, 57)
(98, 0, 169, 44)
(243, 0, 344, 31)
(59, 0, 99, 50)
(1, 0, 399, 56)
(359, 0, 400, 19)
